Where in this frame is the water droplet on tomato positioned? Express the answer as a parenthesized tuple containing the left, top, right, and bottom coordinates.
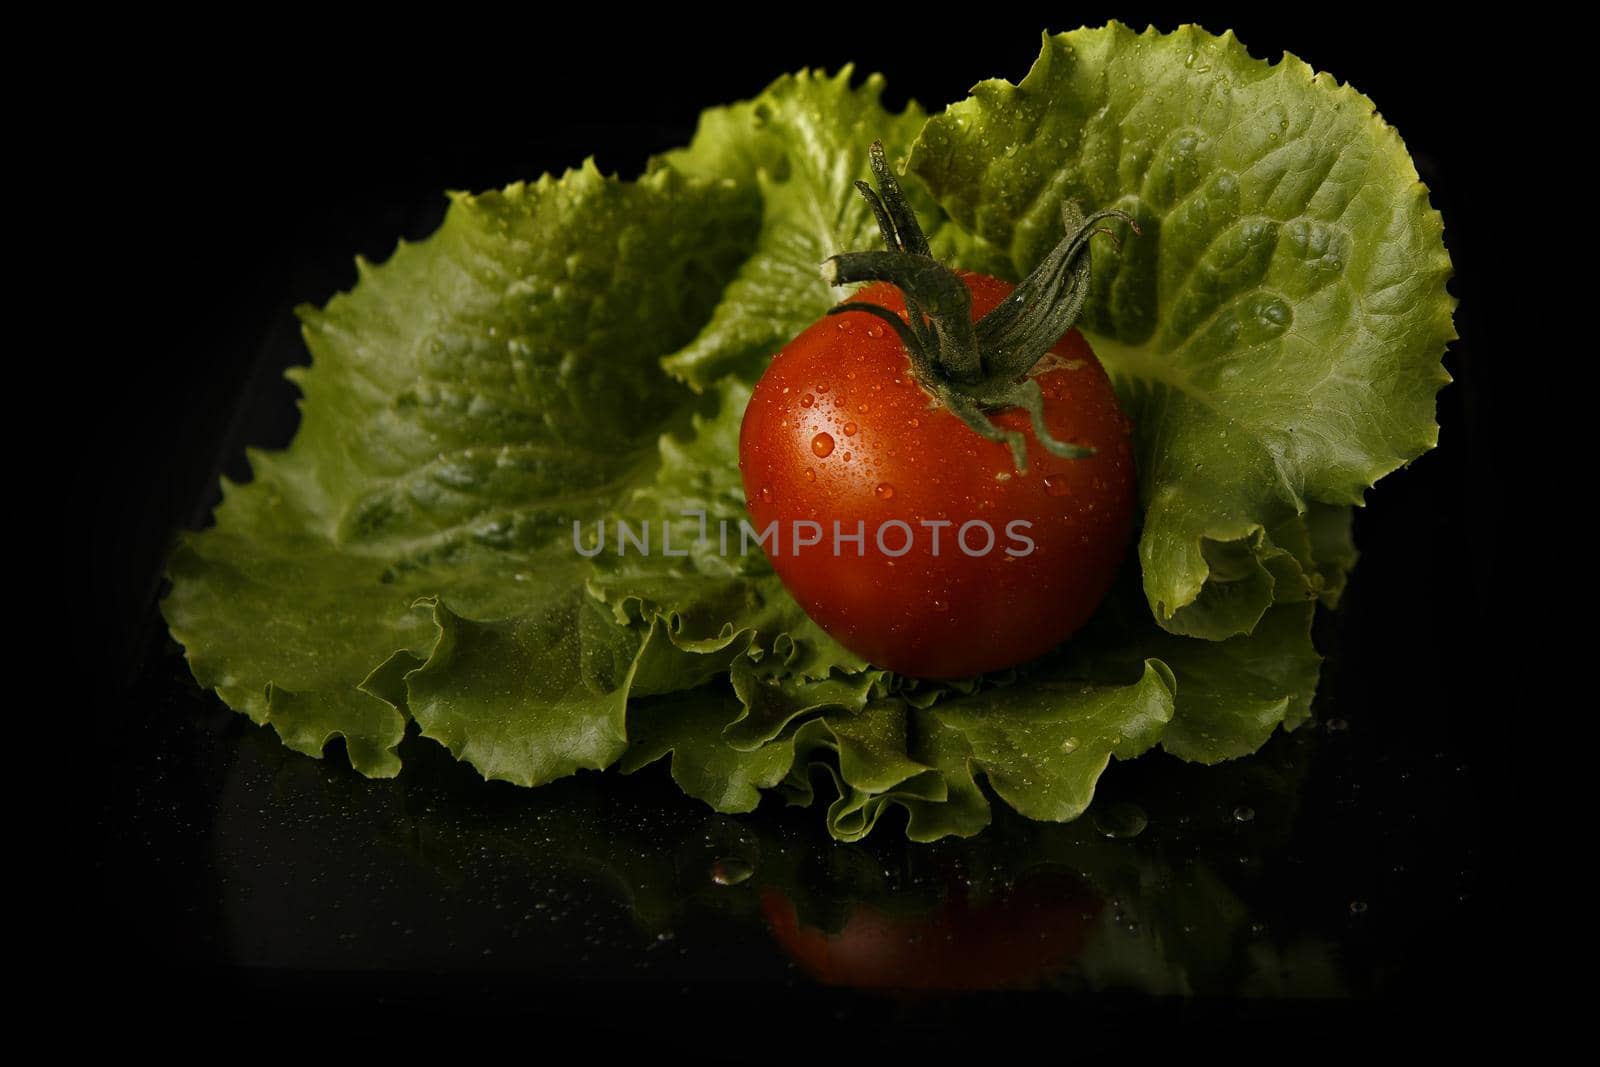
(803, 470, 815, 482)
(800, 394, 814, 407)
(857, 403, 869, 413)
(907, 417, 920, 428)
(875, 483, 894, 500)
(842, 451, 852, 462)
(843, 421, 858, 436)
(1043, 476, 1071, 497)
(816, 383, 829, 393)
(931, 599, 949, 613)
(811, 433, 835, 458)
(760, 487, 772, 503)
(866, 323, 884, 338)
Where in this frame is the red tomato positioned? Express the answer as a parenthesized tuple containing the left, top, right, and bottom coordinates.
(760, 869, 1102, 991)
(738, 273, 1136, 679)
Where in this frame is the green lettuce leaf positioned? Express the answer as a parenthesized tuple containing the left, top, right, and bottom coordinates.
(165, 161, 759, 778)
(911, 24, 1453, 638)
(751, 587, 1317, 840)
(653, 67, 1004, 392)
(618, 685, 796, 812)
(165, 70, 926, 797)
(583, 379, 870, 682)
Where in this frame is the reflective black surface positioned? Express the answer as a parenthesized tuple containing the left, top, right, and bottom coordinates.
(100, 635, 1478, 994)
(81, 11, 1501, 1040)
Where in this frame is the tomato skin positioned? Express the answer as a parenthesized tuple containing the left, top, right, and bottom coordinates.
(738, 273, 1136, 679)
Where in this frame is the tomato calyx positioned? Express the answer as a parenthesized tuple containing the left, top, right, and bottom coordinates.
(820, 141, 1140, 471)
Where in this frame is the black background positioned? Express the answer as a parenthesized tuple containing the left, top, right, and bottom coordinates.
(75, 8, 1507, 1046)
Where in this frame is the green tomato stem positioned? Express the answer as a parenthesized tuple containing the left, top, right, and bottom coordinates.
(820, 140, 1138, 471)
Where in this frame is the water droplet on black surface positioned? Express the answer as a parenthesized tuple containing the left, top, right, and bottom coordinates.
(710, 858, 754, 886)
(1095, 801, 1148, 839)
